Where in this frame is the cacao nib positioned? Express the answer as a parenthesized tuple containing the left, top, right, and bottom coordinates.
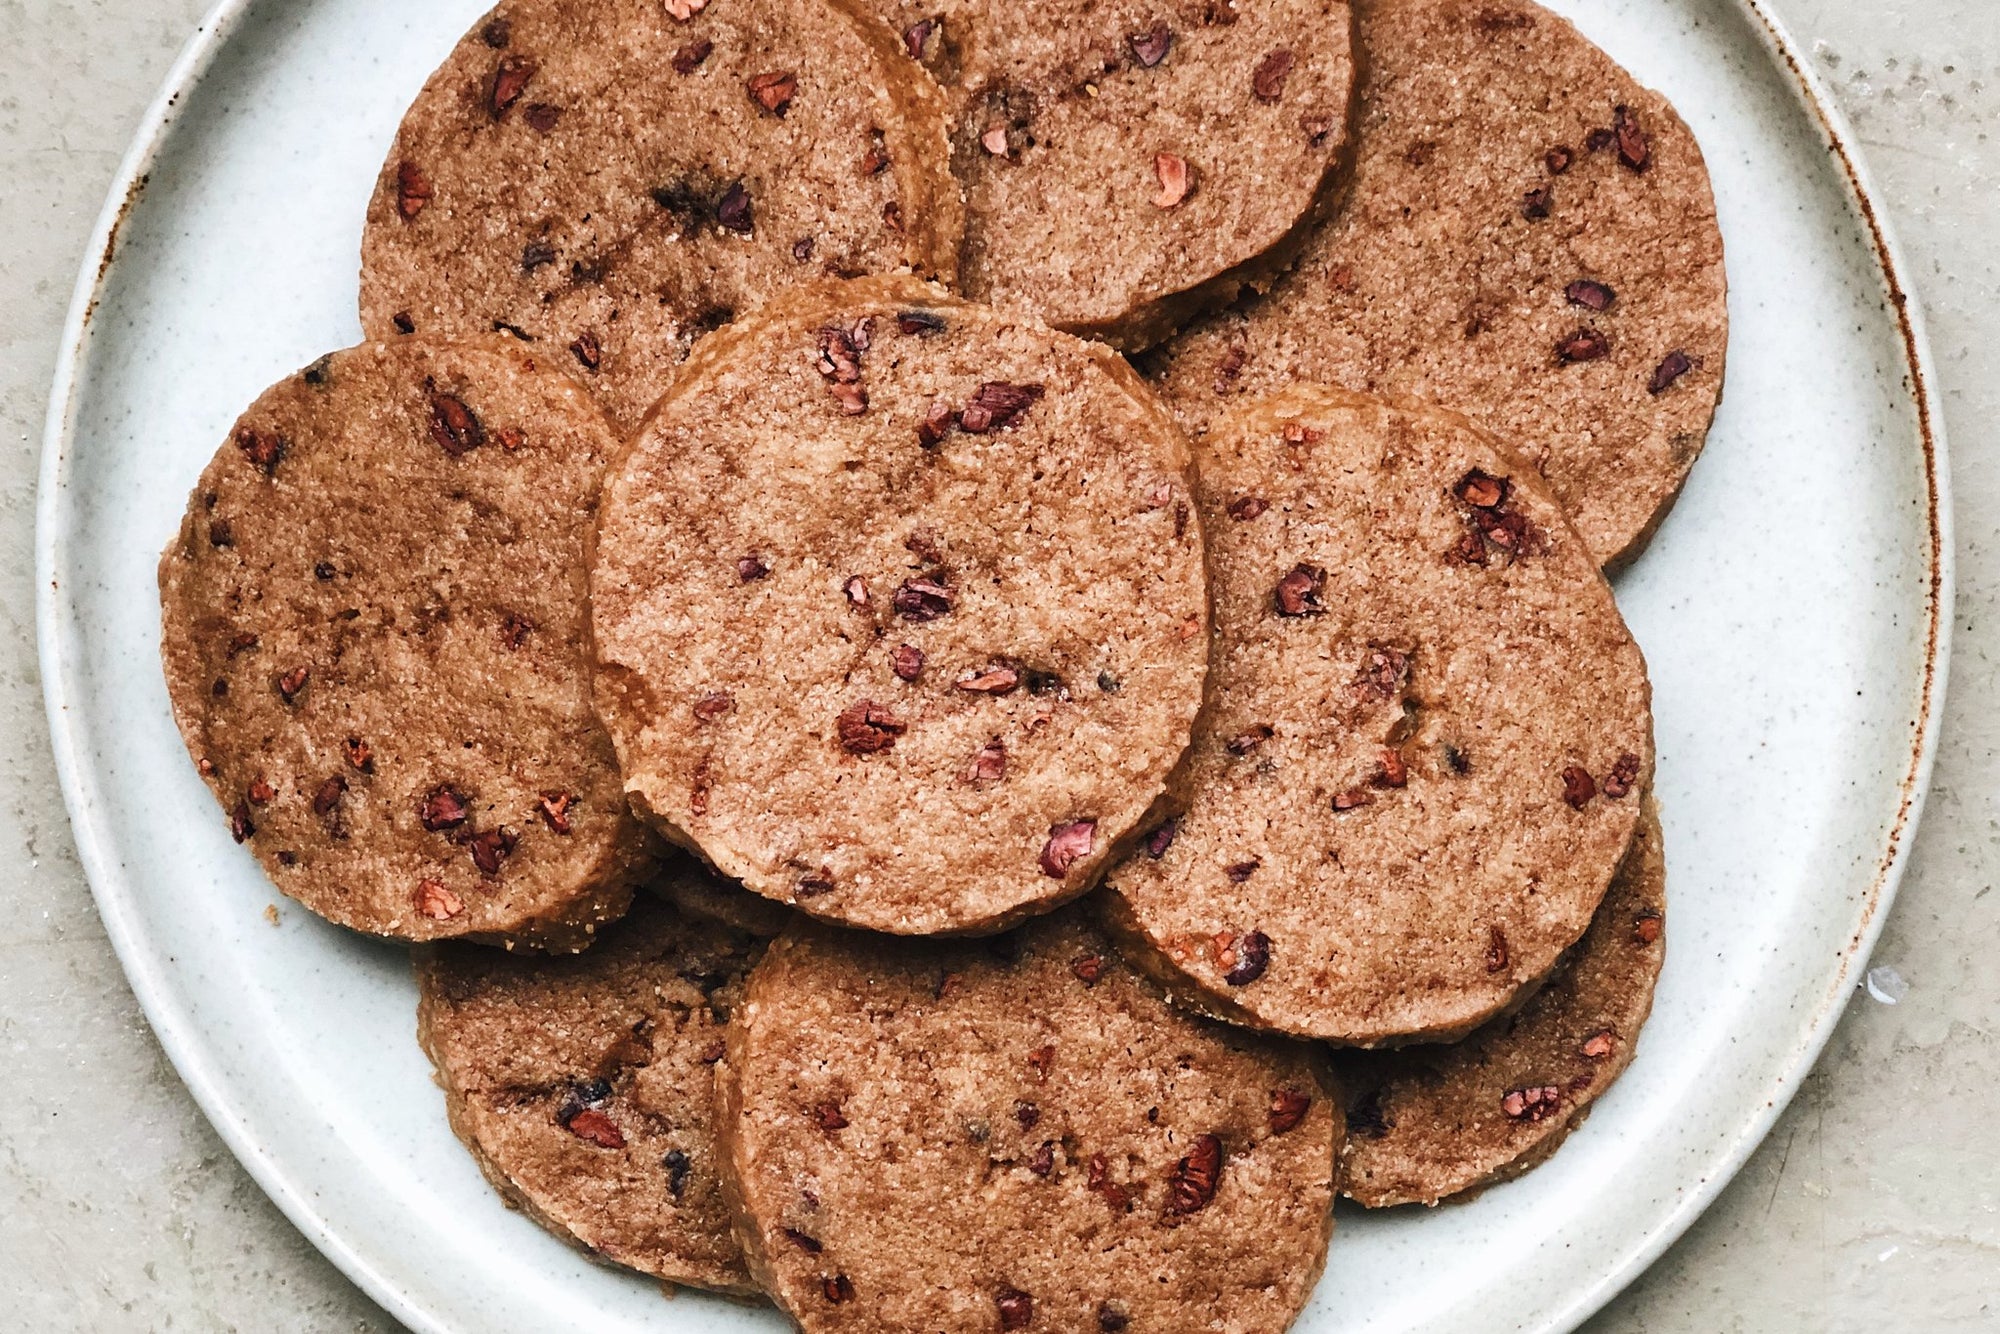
(1252, 48, 1294, 101)
(1274, 563, 1326, 616)
(1168, 1133, 1224, 1213)
(893, 578, 953, 621)
(959, 381, 1045, 434)
(429, 393, 484, 455)
(1038, 819, 1097, 878)
(1269, 1088, 1312, 1134)
(1562, 764, 1597, 809)
(419, 786, 470, 832)
(1224, 931, 1270, 985)
(1649, 349, 1694, 395)
(836, 700, 905, 754)
(1130, 24, 1172, 67)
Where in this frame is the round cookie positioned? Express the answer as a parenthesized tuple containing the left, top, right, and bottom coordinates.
(716, 908, 1338, 1332)
(159, 339, 656, 949)
(1149, 0, 1726, 568)
(590, 275, 1211, 936)
(1102, 386, 1653, 1045)
(415, 885, 762, 1290)
(1336, 798, 1666, 1207)
(850, 0, 1357, 349)
(360, 0, 964, 433)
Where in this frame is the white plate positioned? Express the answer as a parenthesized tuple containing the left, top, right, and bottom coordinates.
(37, 0, 1949, 1330)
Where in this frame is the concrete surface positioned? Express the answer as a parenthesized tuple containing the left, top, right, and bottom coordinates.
(1, 1, 1994, 1329)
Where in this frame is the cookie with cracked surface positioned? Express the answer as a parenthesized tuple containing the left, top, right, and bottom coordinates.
(159, 339, 655, 949)
(1149, 0, 1726, 567)
(851, 0, 1357, 349)
(415, 886, 762, 1290)
(1336, 798, 1665, 1206)
(1103, 386, 1652, 1045)
(591, 274, 1210, 936)
(360, 0, 964, 433)
(716, 907, 1338, 1332)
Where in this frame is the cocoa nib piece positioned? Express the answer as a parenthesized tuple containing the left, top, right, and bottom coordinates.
(311, 776, 346, 816)
(1152, 152, 1193, 209)
(395, 160, 433, 220)
(843, 575, 869, 608)
(919, 399, 956, 448)
(1633, 909, 1664, 944)
(1546, 144, 1574, 174)
(1561, 764, 1597, 809)
(1520, 186, 1553, 221)
(837, 700, 905, 754)
(1099, 1306, 1131, 1333)
(1566, 278, 1616, 311)
(1457, 469, 1508, 509)
(1603, 750, 1642, 798)
(275, 665, 310, 702)
(891, 643, 926, 681)
(959, 381, 1045, 434)
(413, 878, 463, 920)
(1224, 930, 1270, 985)
(956, 665, 1021, 695)
(1502, 1085, 1564, 1122)
(1614, 104, 1651, 172)
(1649, 349, 1695, 395)
(466, 826, 518, 875)
(996, 1287, 1034, 1331)
(236, 425, 286, 475)
(499, 610, 535, 650)
(1557, 327, 1611, 363)
(419, 785, 471, 832)
(737, 554, 770, 582)
(1168, 1133, 1224, 1214)
(903, 18, 937, 60)
(490, 55, 536, 117)
(229, 801, 255, 843)
(823, 1274, 855, 1304)
(1070, 953, 1105, 986)
(1226, 723, 1274, 756)
(1332, 788, 1372, 812)
(564, 1108, 626, 1149)
(1227, 495, 1269, 522)
(747, 70, 798, 116)
(1274, 563, 1326, 616)
(893, 577, 953, 622)
(1225, 860, 1259, 883)
(1129, 24, 1172, 67)
(523, 103, 561, 133)
(1144, 818, 1180, 859)
(1252, 48, 1294, 102)
(247, 778, 276, 806)
(811, 1098, 849, 1132)
(429, 392, 484, 455)
(716, 182, 753, 234)
(1581, 1028, 1619, 1059)
(570, 330, 603, 371)
(672, 39, 712, 74)
(964, 737, 1007, 785)
(538, 790, 576, 834)
(897, 309, 947, 336)
(1486, 925, 1509, 973)
(1269, 1088, 1312, 1134)
(1038, 819, 1097, 878)
(1374, 747, 1408, 788)
(344, 737, 374, 771)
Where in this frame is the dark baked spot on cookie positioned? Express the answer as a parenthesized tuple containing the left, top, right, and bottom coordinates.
(480, 17, 510, 48)
(1346, 1089, 1391, 1139)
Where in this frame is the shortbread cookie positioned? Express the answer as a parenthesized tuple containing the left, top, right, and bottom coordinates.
(853, 0, 1356, 348)
(416, 888, 761, 1289)
(591, 275, 1210, 936)
(1337, 799, 1666, 1206)
(717, 908, 1338, 1332)
(1103, 386, 1652, 1045)
(1151, 0, 1726, 567)
(360, 0, 964, 432)
(160, 339, 655, 949)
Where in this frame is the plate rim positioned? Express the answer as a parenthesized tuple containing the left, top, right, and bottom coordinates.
(34, 2, 1954, 1331)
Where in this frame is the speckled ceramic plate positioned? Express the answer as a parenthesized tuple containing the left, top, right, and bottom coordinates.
(37, 0, 1949, 1330)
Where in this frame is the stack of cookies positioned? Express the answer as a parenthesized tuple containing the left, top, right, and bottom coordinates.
(158, 0, 1722, 1327)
